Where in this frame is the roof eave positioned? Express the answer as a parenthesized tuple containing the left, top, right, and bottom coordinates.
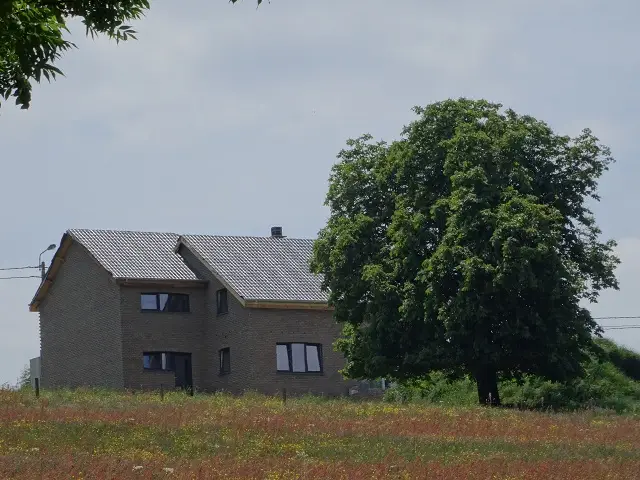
(244, 299, 332, 311)
(115, 278, 207, 287)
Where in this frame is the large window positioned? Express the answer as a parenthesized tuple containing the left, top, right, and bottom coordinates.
(143, 352, 177, 371)
(216, 289, 228, 315)
(276, 343, 322, 373)
(219, 347, 230, 375)
(140, 293, 190, 312)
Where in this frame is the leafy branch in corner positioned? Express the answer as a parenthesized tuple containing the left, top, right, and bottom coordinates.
(0, 0, 265, 111)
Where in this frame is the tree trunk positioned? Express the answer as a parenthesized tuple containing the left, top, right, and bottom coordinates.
(475, 366, 500, 406)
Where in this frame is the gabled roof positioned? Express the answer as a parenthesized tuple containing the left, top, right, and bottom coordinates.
(178, 235, 327, 303)
(30, 228, 328, 312)
(68, 229, 197, 281)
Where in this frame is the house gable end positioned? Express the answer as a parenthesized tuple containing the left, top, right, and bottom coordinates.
(29, 232, 116, 312)
(174, 238, 247, 307)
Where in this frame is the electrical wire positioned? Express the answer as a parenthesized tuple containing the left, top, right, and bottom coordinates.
(0, 275, 41, 280)
(601, 325, 640, 330)
(0, 266, 39, 271)
(594, 316, 640, 330)
(0, 268, 638, 328)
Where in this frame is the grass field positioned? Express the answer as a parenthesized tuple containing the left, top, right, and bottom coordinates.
(0, 388, 638, 479)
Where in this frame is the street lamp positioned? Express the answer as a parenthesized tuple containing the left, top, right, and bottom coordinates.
(38, 244, 56, 280)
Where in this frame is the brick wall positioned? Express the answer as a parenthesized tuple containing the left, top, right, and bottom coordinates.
(178, 245, 356, 396)
(119, 284, 207, 391)
(38, 242, 124, 389)
(243, 307, 356, 396)
(177, 247, 239, 392)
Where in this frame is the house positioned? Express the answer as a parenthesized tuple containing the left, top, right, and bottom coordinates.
(29, 227, 357, 396)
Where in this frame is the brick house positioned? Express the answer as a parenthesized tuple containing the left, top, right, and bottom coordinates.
(29, 228, 357, 396)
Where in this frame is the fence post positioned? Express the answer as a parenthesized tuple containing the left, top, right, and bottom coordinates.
(160, 383, 164, 401)
(34, 378, 40, 398)
(282, 388, 287, 405)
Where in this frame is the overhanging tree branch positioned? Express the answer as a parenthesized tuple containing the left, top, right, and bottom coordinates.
(0, 0, 265, 111)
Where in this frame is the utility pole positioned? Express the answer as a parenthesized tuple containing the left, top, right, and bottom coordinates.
(38, 244, 56, 281)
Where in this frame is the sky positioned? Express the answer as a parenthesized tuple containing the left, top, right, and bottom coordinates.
(1, 0, 639, 385)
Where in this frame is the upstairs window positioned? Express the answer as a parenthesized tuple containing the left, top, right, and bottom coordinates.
(276, 343, 323, 373)
(140, 293, 190, 312)
(216, 289, 228, 315)
(219, 347, 230, 375)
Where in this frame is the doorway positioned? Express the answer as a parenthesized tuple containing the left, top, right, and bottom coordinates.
(173, 353, 193, 393)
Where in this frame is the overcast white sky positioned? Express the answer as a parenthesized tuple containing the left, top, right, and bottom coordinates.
(1, 0, 639, 385)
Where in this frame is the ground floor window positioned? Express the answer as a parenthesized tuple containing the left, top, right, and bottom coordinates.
(276, 343, 322, 373)
(219, 347, 231, 375)
(143, 352, 177, 371)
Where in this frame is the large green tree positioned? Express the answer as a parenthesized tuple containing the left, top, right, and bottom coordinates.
(311, 98, 619, 406)
(0, 0, 261, 110)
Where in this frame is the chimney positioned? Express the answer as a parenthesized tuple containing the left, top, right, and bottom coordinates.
(270, 226, 283, 238)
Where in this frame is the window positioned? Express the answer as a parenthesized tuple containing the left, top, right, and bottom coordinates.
(276, 343, 323, 373)
(143, 352, 177, 371)
(219, 348, 230, 375)
(216, 289, 228, 315)
(140, 293, 190, 312)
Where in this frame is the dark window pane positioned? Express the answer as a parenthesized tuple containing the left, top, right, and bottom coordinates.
(217, 289, 228, 315)
(180, 294, 190, 312)
(164, 353, 176, 371)
(166, 294, 189, 312)
(141, 294, 158, 310)
(220, 348, 230, 374)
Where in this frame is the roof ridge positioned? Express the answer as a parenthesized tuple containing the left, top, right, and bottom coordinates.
(182, 234, 314, 241)
(68, 229, 314, 241)
(68, 228, 181, 236)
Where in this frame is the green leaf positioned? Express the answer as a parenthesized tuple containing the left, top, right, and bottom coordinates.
(313, 98, 618, 406)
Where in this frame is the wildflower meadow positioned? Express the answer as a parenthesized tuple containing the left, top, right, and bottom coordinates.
(0, 388, 638, 479)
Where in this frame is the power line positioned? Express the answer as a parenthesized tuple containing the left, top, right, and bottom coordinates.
(0, 265, 39, 271)
(0, 265, 42, 281)
(0, 275, 41, 280)
(601, 325, 640, 330)
(594, 316, 640, 329)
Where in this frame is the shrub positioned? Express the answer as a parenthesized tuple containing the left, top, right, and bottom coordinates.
(384, 340, 640, 413)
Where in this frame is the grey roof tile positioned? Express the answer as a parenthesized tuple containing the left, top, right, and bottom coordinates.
(180, 235, 327, 302)
(66, 229, 327, 303)
(68, 229, 198, 281)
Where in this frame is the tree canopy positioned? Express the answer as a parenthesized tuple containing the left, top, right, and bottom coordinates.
(0, 0, 261, 110)
(311, 98, 619, 405)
